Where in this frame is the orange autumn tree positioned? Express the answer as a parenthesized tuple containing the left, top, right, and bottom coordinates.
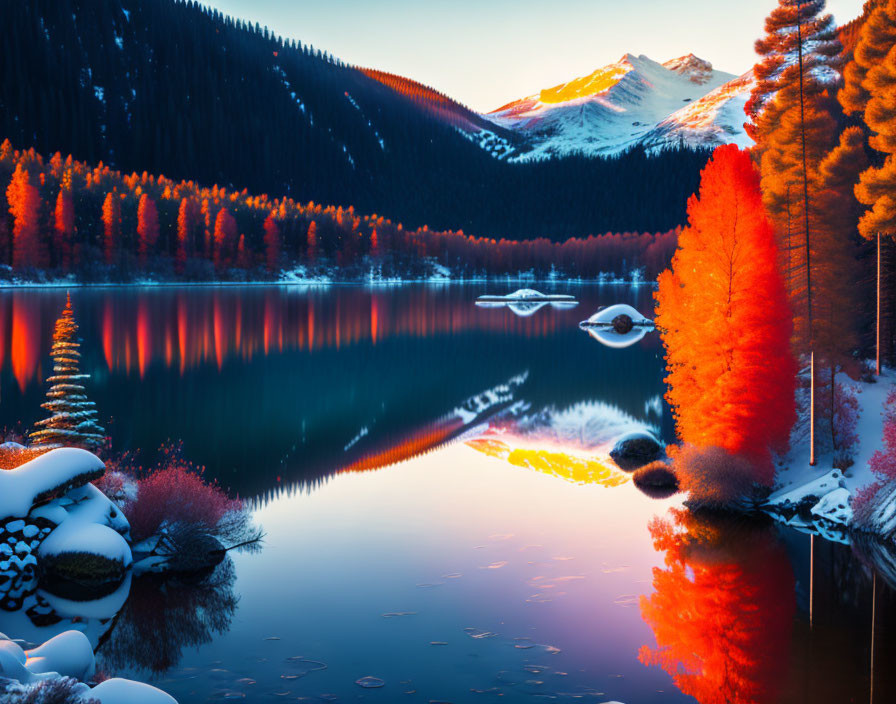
(7, 163, 46, 270)
(639, 509, 795, 704)
(655, 145, 796, 485)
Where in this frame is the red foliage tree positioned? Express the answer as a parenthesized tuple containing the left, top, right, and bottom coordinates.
(263, 213, 280, 273)
(213, 207, 238, 269)
(53, 186, 75, 271)
(6, 164, 46, 270)
(306, 220, 318, 263)
(655, 145, 797, 483)
(102, 191, 121, 266)
(137, 193, 159, 264)
(176, 196, 200, 272)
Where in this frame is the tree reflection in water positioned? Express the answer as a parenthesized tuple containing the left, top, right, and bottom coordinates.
(98, 560, 238, 675)
(638, 509, 795, 704)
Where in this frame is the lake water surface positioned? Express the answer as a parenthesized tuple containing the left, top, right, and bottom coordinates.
(0, 285, 893, 703)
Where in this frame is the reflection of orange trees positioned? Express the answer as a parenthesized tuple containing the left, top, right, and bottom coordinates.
(2, 287, 614, 389)
(639, 509, 795, 704)
(98, 561, 238, 675)
(339, 418, 463, 474)
(466, 437, 629, 488)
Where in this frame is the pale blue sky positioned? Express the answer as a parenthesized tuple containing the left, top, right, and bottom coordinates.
(208, 0, 867, 112)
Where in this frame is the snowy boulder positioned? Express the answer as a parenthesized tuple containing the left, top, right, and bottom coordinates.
(0, 448, 105, 521)
(37, 484, 132, 597)
(90, 678, 178, 704)
(24, 630, 95, 681)
(609, 431, 664, 470)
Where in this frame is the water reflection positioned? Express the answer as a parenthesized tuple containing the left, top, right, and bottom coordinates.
(0, 286, 668, 499)
(639, 509, 795, 704)
(98, 563, 239, 676)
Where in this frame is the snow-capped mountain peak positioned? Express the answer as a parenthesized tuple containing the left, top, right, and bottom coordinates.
(484, 53, 753, 160)
(661, 54, 717, 84)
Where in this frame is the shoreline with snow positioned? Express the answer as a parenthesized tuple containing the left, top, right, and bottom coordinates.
(764, 367, 895, 545)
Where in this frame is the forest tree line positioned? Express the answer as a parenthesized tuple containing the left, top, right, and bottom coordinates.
(0, 140, 678, 282)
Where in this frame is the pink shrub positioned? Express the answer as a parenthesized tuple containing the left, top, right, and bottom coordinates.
(125, 444, 242, 542)
(672, 445, 757, 509)
(868, 389, 896, 481)
(852, 481, 883, 528)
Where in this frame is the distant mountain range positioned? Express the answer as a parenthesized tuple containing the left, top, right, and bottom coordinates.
(1, 0, 756, 241)
(485, 53, 754, 159)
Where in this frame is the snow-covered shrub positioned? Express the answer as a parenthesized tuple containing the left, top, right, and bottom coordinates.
(1, 676, 98, 704)
(125, 447, 242, 543)
(672, 445, 756, 509)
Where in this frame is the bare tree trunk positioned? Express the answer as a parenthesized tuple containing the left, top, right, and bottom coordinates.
(877, 231, 881, 375)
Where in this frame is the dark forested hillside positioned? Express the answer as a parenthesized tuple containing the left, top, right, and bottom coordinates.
(1, 0, 710, 240)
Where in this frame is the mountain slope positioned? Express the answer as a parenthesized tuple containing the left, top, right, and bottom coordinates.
(488, 53, 753, 158)
(0, 0, 712, 240)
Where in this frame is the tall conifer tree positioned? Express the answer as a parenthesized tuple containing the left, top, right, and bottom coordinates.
(31, 294, 105, 451)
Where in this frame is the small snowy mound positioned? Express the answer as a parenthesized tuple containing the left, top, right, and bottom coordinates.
(91, 678, 178, 704)
(24, 630, 95, 681)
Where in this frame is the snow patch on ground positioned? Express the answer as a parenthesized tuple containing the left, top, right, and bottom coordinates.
(765, 368, 895, 538)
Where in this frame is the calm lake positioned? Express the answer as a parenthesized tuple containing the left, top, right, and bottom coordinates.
(0, 285, 893, 703)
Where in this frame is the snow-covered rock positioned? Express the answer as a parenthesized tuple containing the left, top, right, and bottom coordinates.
(486, 53, 752, 159)
(38, 484, 132, 567)
(0, 448, 105, 521)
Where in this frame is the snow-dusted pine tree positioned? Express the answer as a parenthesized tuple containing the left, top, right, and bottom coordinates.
(30, 294, 105, 450)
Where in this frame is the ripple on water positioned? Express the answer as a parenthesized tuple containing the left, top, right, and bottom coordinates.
(355, 676, 386, 688)
(464, 627, 498, 639)
(284, 657, 328, 677)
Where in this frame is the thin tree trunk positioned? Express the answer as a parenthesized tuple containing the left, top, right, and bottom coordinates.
(877, 231, 881, 375)
(796, 3, 816, 466)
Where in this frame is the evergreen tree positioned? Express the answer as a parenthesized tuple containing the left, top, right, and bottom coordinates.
(30, 294, 105, 451)
(848, 0, 896, 374)
(748, 0, 842, 466)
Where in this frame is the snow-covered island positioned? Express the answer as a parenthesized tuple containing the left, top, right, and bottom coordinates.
(476, 288, 578, 303)
(578, 303, 655, 348)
